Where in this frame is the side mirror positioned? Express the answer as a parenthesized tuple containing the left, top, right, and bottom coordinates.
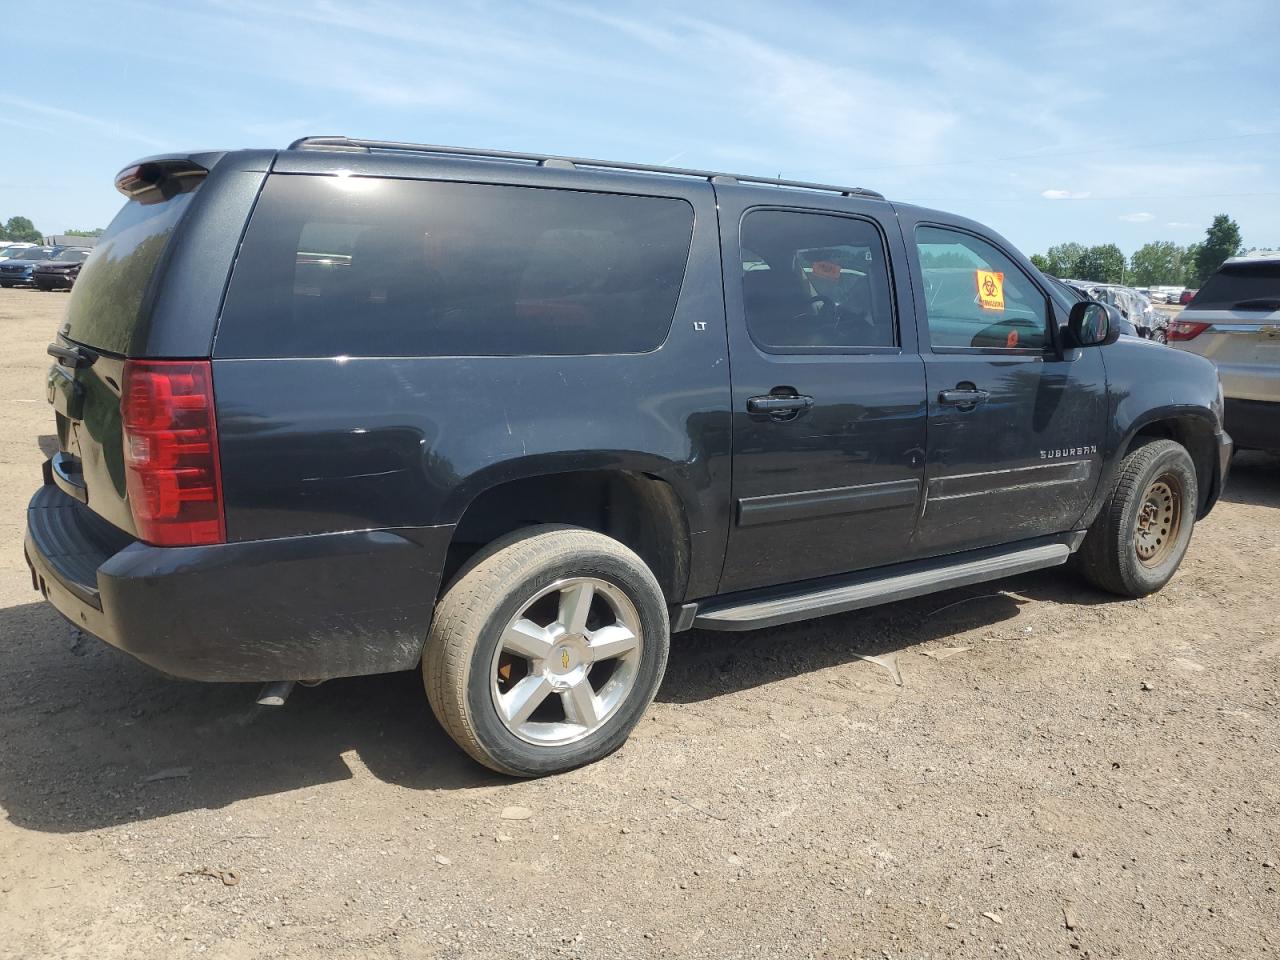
(1068, 301, 1120, 347)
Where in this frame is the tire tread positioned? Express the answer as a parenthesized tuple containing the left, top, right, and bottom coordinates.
(1077, 438, 1194, 596)
(424, 525, 664, 776)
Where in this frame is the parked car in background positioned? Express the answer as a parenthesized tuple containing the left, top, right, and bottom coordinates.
(33, 247, 92, 291)
(1180, 289, 1197, 305)
(1169, 256, 1280, 452)
(0, 241, 38, 261)
(0, 246, 57, 286)
(1062, 281, 1168, 343)
(1047, 277, 1140, 338)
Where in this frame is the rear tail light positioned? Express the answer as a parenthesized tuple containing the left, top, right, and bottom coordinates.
(1167, 321, 1211, 342)
(121, 360, 225, 546)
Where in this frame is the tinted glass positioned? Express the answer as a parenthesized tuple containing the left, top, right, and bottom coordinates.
(739, 210, 895, 350)
(64, 188, 199, 353)
(10, 247, 52, 261)
(1188, 260, 1280, 310)
(216, 175, 695, 358)
(915, 226, 1048, 351)
(53, 249, 90, 262)
(1048, 277, 1086, 307)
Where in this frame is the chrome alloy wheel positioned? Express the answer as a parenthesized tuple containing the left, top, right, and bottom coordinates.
(1134, 474, 1182, 567)
(489, 577, 643, 747)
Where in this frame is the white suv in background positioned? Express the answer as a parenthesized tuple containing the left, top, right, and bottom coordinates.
(0, 242, 38, 261)
(1169, 255, 1280, 452)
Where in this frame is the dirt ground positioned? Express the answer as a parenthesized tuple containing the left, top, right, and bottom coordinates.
(1, 286, 1276, 960)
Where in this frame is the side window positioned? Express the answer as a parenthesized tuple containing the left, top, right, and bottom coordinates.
(915, 225, 1049, 352)
(740, 209, 896, 351)
(216, 175, 695, 358)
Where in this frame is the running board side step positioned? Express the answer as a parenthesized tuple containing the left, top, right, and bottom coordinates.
(692, 541, 1073, 632)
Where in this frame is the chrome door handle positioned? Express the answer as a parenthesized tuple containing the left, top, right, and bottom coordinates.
(938, 388, 990, 407)
(747, 394, 815, 415)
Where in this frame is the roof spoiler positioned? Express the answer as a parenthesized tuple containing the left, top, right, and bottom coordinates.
(114, 157, 212, 205)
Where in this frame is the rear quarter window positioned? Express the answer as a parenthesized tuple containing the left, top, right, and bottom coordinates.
(215, 175, 695, 358)
(1188, 260, 1280, 311)
(63, 189, 199, 354)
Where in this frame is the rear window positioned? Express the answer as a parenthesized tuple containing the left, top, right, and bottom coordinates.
(215, 174, 695, 358)
(64, 188, 199, 354)
(1188, 260, 1280, 311)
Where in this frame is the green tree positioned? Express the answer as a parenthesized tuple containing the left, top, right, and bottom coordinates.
(1075, 243, 1126, 283)
(2, 216, 42, 243)
(918, 249, 980, 269)
(1042, 241, 1087, 277)
(1192, 214, 1243, 285)
(64, 228, 104, 237)
(1129, 241, 1185, 286)
(1181, 242, 1203, 286)
(1029, 253, 1050, 273)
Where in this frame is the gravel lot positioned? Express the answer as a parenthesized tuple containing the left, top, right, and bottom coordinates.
(1, 286, 1277, 959)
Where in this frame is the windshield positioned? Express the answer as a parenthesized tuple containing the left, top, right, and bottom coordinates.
(1047, 277, 1085, 309)
(9, 248, 52, 261)
(52, 249, 90, 262)
(1189, 260, 1280, 311)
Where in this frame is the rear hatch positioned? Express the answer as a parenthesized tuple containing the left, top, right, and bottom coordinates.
(1170, 258, 1280, 401)
(47, 159, 208, 538)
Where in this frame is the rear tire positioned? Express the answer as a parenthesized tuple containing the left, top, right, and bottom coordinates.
(1076, 439, 1198, 597)
(424, 525, 669, 777)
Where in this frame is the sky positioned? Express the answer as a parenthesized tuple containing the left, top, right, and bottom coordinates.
(3, 0, 1277, 256)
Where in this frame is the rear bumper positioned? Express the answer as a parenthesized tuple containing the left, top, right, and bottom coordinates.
(1224, 398, 1280, 453)
(25, 482, 450, 682)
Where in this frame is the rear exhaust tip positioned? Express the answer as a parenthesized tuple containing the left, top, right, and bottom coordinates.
(255, 680, 296, 707)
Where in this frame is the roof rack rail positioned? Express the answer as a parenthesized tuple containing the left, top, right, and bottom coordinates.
(287, 136, 885, 201)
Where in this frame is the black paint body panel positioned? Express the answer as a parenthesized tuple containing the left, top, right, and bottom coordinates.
(714, 185, 927, 592)
(211, 161, 733, 601)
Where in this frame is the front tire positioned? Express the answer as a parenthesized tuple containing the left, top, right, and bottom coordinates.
(1076, 439, 1198, 597)
(424, 525, 670, 777)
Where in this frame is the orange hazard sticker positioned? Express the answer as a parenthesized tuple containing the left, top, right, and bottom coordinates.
(810, 260, 842, 281)
(976, 270, 1005, 311)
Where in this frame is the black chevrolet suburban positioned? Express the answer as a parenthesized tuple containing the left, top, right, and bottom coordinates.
(25, 138, 1232, 776)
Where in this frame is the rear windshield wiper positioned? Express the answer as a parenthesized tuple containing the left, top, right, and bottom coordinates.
(47, 342, 98, 369)
(1231, 298, 1280, 310)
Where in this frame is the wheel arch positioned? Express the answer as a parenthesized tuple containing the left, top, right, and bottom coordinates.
(1081, 406, 1221, 531)
(1131, 414, 1218, 519)
(1119, 408, 1220, 517)
(443, 466, 693, 603)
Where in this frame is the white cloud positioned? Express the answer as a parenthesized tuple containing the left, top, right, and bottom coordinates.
(0, 94, 165, 148)
(550, 5, 960, 171)
(1042, 189, 1090, 200)
(1118, 212, 1155, 222)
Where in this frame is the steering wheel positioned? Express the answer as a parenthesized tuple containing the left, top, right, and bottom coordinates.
(792, 295, 836, 322)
